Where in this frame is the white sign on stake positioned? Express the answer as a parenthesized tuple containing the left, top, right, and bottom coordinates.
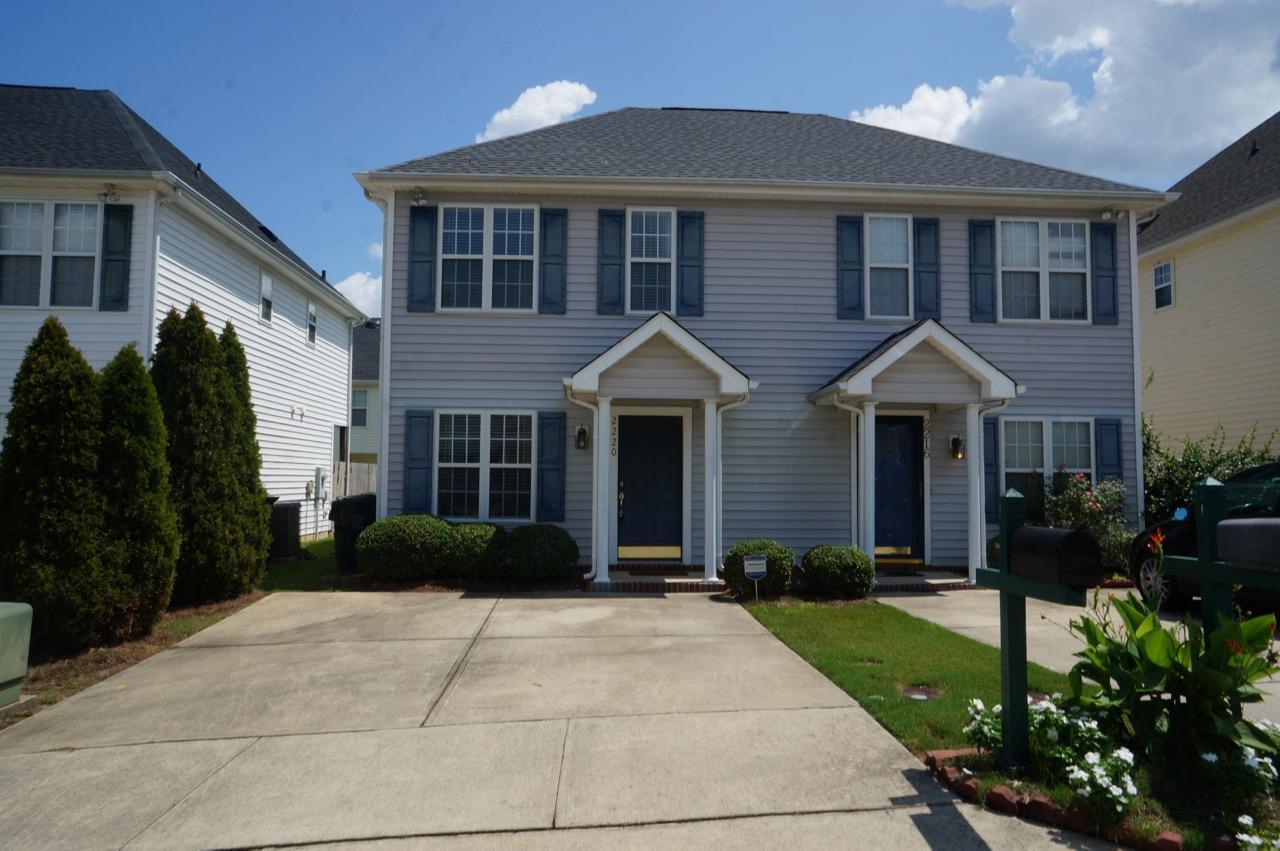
(744, 554, 767, 602)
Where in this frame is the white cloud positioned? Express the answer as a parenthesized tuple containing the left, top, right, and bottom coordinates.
(852, 0, 1280, 187)
(477, 81, 598, 143)
(368, 242, 383, 263)
(335, 271, 381, 318)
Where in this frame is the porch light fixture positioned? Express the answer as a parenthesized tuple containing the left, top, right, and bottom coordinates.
(411, 187, 426, 206)
(950, 435, 965, 460)
(575, 425, 590, 450)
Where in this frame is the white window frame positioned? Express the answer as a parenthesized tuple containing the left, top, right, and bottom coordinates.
(351, 389, 368, 428)
(432, 409, 537, 523)
(999, 416, 1096, 496)
(0, 199, 102, 310)
(625, 207, 677, 315)
(436, 203, 539, 314)
(864, 213, 914, 320)
(306, 301, 318, 345)
(995, 218, 1092, 324)
(1153, 260, 1174, 310)
(259, 270, 274, 322)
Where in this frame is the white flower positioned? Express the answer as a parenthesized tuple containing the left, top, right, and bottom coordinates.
(1238, 833, 1263, 847)
(993, 704, 1002, 714)
(1240, 815, 1255, 827)
(1203, 752, 1220, 764)
(970, 698, 984, 711)
(1115, 747, 1134, 765)
(1085, 752, 1101, 766)
(1047, 728, 1059, 742)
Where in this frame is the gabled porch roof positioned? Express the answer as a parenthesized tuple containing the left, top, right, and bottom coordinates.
(809, 319, 1020, 404)
(564, 312, 756, 399)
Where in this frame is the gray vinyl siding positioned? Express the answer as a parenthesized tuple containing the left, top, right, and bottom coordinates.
(387, 193, 1137, 566)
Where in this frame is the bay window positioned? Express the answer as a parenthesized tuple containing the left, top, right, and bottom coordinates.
(997, 219, 1091, 322)
(1, 200, 100, 308)
(435, 411, 535, 521)
(627, 208, 674, 313)
(866, 214, 912, 318)
(438, 204, 537, 311)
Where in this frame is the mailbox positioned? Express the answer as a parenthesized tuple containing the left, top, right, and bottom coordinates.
(1217, 518, 1280, 571)
(1008, 526, 1104, 589)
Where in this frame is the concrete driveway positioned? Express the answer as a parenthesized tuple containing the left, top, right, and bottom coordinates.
(0, 592, 1103, 849)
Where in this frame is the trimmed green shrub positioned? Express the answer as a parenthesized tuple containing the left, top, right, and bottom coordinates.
(99, 344, 180, 638)
(722, 539, 794, 598)
(798, 545, 874, 598)
(219, 322, 269, 588)
(355, 514, 453, 581)
(445, 523, 506, 579)
(0, 317, 113, 650)
(505, 524, 580, 581)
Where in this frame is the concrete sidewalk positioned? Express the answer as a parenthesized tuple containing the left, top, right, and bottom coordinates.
(0, 592, 1107, 849)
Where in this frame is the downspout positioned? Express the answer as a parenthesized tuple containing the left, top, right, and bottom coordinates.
(564, 384, 599, 581)
(715, 392, 750, 574)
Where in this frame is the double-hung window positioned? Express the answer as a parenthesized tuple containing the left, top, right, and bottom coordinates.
(438, 204, 537, 311)
(626, 208, 674, 313)
(0, 200, 100, 308)
(1002, 417, 1095, 519)
(1153, 261, 1174, 309)
(997, 219, 1091, 322)
(306, 302, 318, 344)
(435, 411, 535, 522)
(866, 214, 912, 319)
(351, 390, 368, 427)
(260, 271, 274, 321)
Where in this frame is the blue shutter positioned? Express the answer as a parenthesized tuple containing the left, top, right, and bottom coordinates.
(836, 215, 863, 319)
(913, 217, 940, 321)
(539, 208, 567, 314)
(1090, 222, 1118, 326)
(537, 411, 566, 522)
(98, 204, 132, 311)
(408, 206, 437, 312)
(984, 417, 1000, 522)
(969, 219, 996, 323)
(676, 211, 704, 316)
(597, 209, 625, 314)
(404, 410, 434, 513)
(1095, 418, 1123, 481)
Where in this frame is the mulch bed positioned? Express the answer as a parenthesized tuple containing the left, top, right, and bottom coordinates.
(338, 573, 581, 593)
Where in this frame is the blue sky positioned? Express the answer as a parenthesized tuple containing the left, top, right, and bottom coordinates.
(5, 0, 1278, 315)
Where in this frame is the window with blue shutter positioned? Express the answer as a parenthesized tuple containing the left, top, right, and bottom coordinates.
(99, 204, 132, 311)
(537, 411, 566, 521)
(1095, 418, 1124, 481)
(404, 410, 434, 512)
(408, 206, 437, 312)
(913, 217, 940, 321)
(969, 219, 996, 323)
(836, 215, 863, 319)
(597, 210, 624, 314)
(1090, 222, 1118, 325)
(539, 209, 567, 314)
(676, 211, 704, 316)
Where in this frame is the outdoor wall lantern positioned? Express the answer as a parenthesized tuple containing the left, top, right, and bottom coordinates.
(950, 435, 965, 460)
(575, 425, 590, 450)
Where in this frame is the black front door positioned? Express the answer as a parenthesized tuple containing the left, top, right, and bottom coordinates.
(617, 415, 683, 559)
(875, 416, 925, 559)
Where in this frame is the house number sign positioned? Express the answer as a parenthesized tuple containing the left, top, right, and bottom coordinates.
(610, 415, 618, 457)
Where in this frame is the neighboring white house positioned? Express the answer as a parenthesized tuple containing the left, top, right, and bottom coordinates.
(349, 318, 380, 464)
(0, 84, 364, 536)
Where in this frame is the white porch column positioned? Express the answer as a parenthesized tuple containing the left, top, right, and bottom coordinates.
(703, 399, 719, 581)
(966, 403, 982, 584)
(860, 401, 877, 556)
(595, 396, 612, 583)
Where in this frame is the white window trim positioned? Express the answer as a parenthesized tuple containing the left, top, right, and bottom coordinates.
(864, 213, 914, 320)
(259, 270, 274, 323)
(306, 300, 318, 345)
(0, 199, 102, 311)
(436, 203, 539, 314)
(995, 218, 1092, 325)
(624, 207, 677, 315)
(351, 389, 368, 428)
(432, 409, 538, 523)
(999, 416, 1096, 496)
(1153, 259, 1174, 310)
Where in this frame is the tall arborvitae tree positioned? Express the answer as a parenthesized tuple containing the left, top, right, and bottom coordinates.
(0, 317, 115, 650)
(99, 344, 179, 635)
(151, 304, 259, 604)
(220, 322, 269, 587)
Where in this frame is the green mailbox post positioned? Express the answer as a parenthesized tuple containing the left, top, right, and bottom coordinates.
(0, 602, 33, 709)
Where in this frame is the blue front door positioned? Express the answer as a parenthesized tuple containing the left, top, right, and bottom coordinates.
(875, 416, 925, 559)
(617, 415, 683, 559)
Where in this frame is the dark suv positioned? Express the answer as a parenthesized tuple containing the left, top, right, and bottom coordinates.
(1131, 462, 1280, 607)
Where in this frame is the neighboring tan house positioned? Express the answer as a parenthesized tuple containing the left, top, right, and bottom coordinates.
(350, 318, 380, 464)
(1138, 109, 1280, 445)
(355, 107, 1169, 585)
(0, 84, 364, 535)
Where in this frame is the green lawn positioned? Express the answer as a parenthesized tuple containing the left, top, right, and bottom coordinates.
(261, 539, 341, 592)
(745, 599, 1072, 754)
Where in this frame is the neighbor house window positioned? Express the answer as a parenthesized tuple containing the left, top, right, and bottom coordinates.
(351, 390, 368, 427)
(438, 204, 538, 311)
(1153, 261, 1173, 309)
(0, 200, 101, 308)
(435, 411, 535, 521)
(306, 302, 317, 344)
(626, 208, 674, 313)
(998, 219, 1091, 322)
(866, 214, 912, 318)
(1002, 417, 1095, 519)
(260, 271, 273, 321)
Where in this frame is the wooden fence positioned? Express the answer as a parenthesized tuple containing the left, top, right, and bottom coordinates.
(332, 462, 377, 498)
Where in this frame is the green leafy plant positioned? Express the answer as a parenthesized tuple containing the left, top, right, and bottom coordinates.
(797, 545, 874, 598)
(1143, 417, 1277, 526)
(722, 539, 794, 598)
(445, 523, 506, 579)
(504, 523, 580, 581)
(1045, 472, 1133, 571)
(355, 514, 454, 581)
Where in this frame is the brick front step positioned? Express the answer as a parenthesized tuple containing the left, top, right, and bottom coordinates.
(585, 579, 725, 593)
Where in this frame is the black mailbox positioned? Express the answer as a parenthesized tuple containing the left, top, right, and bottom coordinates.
(1008, 526, 1103, 589)
(1217, 518, 1280, 571)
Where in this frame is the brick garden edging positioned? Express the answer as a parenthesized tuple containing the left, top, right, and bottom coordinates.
(923, 749, 1232, 851)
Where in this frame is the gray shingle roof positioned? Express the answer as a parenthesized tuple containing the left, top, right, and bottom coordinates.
(376, 107, 1153, 195)
(1138, 109, 1280, 252)
(0, 84, 329, 288)
(352, 319, 380, 381)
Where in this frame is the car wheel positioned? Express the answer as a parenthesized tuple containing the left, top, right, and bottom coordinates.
(1132, 551, 1187, 610)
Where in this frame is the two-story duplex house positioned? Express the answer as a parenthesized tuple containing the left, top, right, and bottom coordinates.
(356, 108, 1169, 585)
(0, 84, 364, 536)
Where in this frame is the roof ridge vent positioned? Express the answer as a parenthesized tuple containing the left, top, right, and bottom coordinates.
(659, 106, 790, 114)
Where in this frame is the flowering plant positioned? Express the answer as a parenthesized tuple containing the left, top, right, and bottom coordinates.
(1044, 471, 1133, 571)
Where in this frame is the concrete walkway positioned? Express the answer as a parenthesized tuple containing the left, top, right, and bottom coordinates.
(0, 592, 1106, 849)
